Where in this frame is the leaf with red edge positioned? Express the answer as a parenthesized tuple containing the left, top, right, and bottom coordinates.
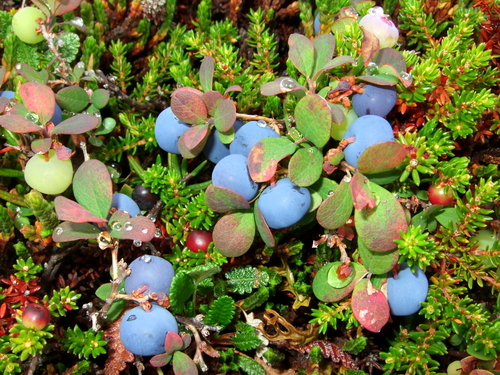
(177, 124, 209, 158)
(171, 87, 203, 97)
(254, 202, 275, 247)
(375, 48, 407, 73)
(0, 114, 42, 133)
(295, 94, 332, 149)
(260, 77, 306, 96)
(31, 138, 52, 154)
(355, 182, 408, 252)
(224, 85, 242, 95)
(351, 278, 389, 333)
(213, 211, 255, 257)
(360, 28, 380, 65)
(171, 90, 208, 125)
(51, 0, 83, 15)
(317, 178, 353, 229)
(73, 159, 113, 220)
(214, 99, 236, 132)
(164, 331, 185, 354)
(316, 55, 357, 76)
(312, 262, 366, 303)
(312, 34, 335, 77)
(54, 196, 108, 223)
(19, 82, 55, 124)
(150, 353, 172, 368)
(172, 351, 199, 375)
(350, 172, 376, 211)
(247, 137, 298, 182)
(202, 90, 224, 115)
(50, 114, 99, 135)
(108, 210, 156, 242)
(205, 184, 251, 213)
(358, 142, 406, 175)
(52, 222, 100, 242)
(199, 56, 214, 92)
(288, 34, 315, 78)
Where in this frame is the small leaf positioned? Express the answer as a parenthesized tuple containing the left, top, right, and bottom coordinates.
(201, 90, 224, 115)
(214, 99, 236, 132)
(50, 114, 99, 135)
(52, 222, 100, 242)
(358, 238, 399, 275)
(169, 272, 195, 314)
(312, 34, 336, 78)
(358, 142, 406, 175)
(327, 261, 355, 288)
(54, 196, 108, 223)
(185, 263, 222, 285)
(357, 74, 398, 86)
(15, 63, 46, 83)
(351, 278, 389, 333)
(224, 85, 242, 95)
(260, 77, 306, 96)
(288, 146, 323, 187)
(375, 48, 407, 73)
(171, 90, 208, 125)
(312, 262, 367, 303)
(213, 211, 255, 257)
(199, 55, 214, 92)
(205, 184, 251, 213)
(31, 138, 52, 154)
(56, 86, 89, 112)
(316, 55, 357, 75)
(108, 210, 156, 242)
(295, 94, 331, 149)
(0, 114, 42, 133)
(254, 202, 275, 247)
(52, 0, 83, 15)
(317, 179, 353, 229)
(237, 354, 266, 375)
(288, 33, 316, 78)
(360, 28, 380, 65)
(173, 351, 199, 375)
(73, 159, 113, 219)
(95, 283, 112, 300)
(309, 177, 339, 200)
(91, 89, 109, 109)
(164, 331, 185, 354)
(247, 137, 298, 182)
(350, 172, 376, 211)
(378, 64, 413, 87)
(177, 124, 209, 158)
(19, 82, 55, 124)
(150, 353, 172, 368)
(204, 295, 236, 328)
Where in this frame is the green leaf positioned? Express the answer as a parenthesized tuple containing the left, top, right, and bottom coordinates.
(357, 74, 398, 86)
(316, 55, 357, 76)
(204, 295, 236, 328)
(199, 55, 214, 92)
(435, 207, 459, 227)
(312, 262, 366, 303)
(50, 114, 99, 135)
(351, 278, 389, 333)
(295, 94, 331, 149)
(214, 99, 236, 132)
(185, 263, 222, 285)
(327, 261, 356, 288)
(205, 184, 251, 212)
(358, 238, 399, 275)
(254, 202, 275, 247)
(350, 172, 376, 211)
(0, 114, 42, 133)
(213, 211, 255, 257)
(316, 178, 353, 229)
(358, 142, 406, 175)
(288, 33, 315, 78)
(56, 86, 89, 112)
(247, 137, 298, 182)
(260, 77, 306, 96)
(288, 146, 323, 187)
(232, 324, 262, 351)
(52, 222, 100, 242)
(20, 81, 55, 124)
(173, 351, 199, 375)
(171, 90, 208, 125)
(312, 33, 335, 78)
(73, 159, 113, 219)
(226, 265, 270, 294)
(54, 196, 108, 223)
(15, 63, 46, 83)
(91, 89, 109, 109)
(169, 272, 196, 314)
(237, 355, 266, 375)
(309, 177, 339, 200)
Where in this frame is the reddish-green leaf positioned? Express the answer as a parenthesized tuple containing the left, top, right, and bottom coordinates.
(260, 77, 306, 96)
(360, 28, 380, 65)
(172, 351, 199, 375)
(295, 94, 331, 149)
(248, 137, 298, 182)
(327, 261, 356, 288)
(224, 85, 242, 95)
(312, 262, 367, 303)
(355, 182, 408, 252)
(15, 63, 47, 83)
(52, 0, 83, 15)
(177, 124, 209, 158)
(317, 178, 353, 229)
(312, 34, 335, 78)
(171, 90, 208, 125)
(199, 55, 214, 92)
(214, 99, 236, 132)
(378, 64, 413, 87)
(358, 238, 399, 275)
(164, 331, 185, 354)
(317, 55, 357, 76)
(73, 160, 112, 220)
(205, 184, 251, 212)
(288, 34, 316, 78)
(202, 90, 224, 115)
(357, 74, 398, 86)
(351, 278, 389, 333)
(19, 82, 55, 124)
(0, 67, 5, 85)
(375, 48, 407, 73)
(213, 211, 255, 257)
(254, 202, 275, 248)
(150, 353, 172, 368)
(56, 86, 89, 112)
(358, 142, 406, 175)
(54, 196, 108, 223)
(350, 172, 376, 211)
(91, 89, 109, 109)
(50, 114, 99, 135)
(52, 222, 100, 242)
(0, 114, 42, 133)
(108, 210, 155, 242)
(288, 146, 323, 187)
(31, 138, 52, 154)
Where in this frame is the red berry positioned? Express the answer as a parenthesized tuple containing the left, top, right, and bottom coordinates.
(22, 304, 51, 330)
(186, 230, 213, 253)
(427, 184, 454, 206)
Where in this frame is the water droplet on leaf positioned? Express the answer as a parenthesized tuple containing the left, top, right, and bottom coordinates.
(124, 222, 133, 231)
(280, 78, 296, 92)
(133, 240, 142, 247)
(154, 228, 162, 237)
(141, 228, 149, 234)
(55, 227, 63, 235)
(111, 221, 122, 231)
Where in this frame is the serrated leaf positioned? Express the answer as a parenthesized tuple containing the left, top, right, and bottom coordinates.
(358, 238, 399, 275)
(226, 265, 269, 294)
(232, 326, 262, 351)
(317, 179, 353, 229)
(177, 124, 209, 158)
(205, 184, 251, 212)
(254, 202, 275, 247)
(237, 354, 266, 375)
(169, 272, 195, 314)
(165, 331, 185, 354)
(295, 94, 331, 149)
(171, 90, 208, 125)
(202, 90, 224, 115)
(20, 81, 55, 124)
(358, 142, 406, 175)
(360, 28, 379, 65)
(355, 182, 408, 252)
(52, 222, 100, 242)
(173, 351, 199, 375)
(248, 137, 298, 182)
(54, 196, 108, 223)
(214, 99, 236, 132)
(350, 172, 376, 211)
(204, 295, 236, 328)
(260, 77, 306, 96)
(351, 278, 389, 333)
(73, 159, 112, 219)
(199, 55, 214, 92)
(50, 114, 99, 135)
(31, 138, 52, 154)
(312, 34, 335, 78)
(288, 33, 315, 78)
(56, 86, 89, 112)
(91, 89, 109, 109)
(312, 262, 366, 303)
(0, 114, 42, 133)
(108, 210, 155, 242)
(213, 211, 255, 257)
(185, 263, 222, 285)
(288, 146, 323, 187)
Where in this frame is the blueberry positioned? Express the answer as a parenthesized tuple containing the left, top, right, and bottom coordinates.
(257, 178, 311, 229)
(203, 120, 244, 163)
(154, 107, 190, 154)
(229, 121, 279, 157)
(112, 193, 141, 217)
(387, 263, 429, 316)
(0, 91, 15, 99)
(352, 84, 397, 118)
(342, 115, 394, 168)
(212, 154, 259, 201)
(119, 304, 178, 356)
(125, 255, 175, 295)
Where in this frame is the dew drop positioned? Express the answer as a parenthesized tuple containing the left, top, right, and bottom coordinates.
(71, 17, 84, 27)
(57, 38, 65, 47)
(26, 113, 39, 123)
(127, 314, 137, 321)
(124, 222, 133, 231)
(154, 228, 162, 237)
(55, 227, 63, 235)
(368, 6, 384, 15)
(140, 255, 152, 263)
(256, 120, 267, 128)
(400, 72, 412, 80)
(76, 61, 85, 69)
(174, 116, 179, 121)
(342, 6, 358, 17)
(148, 215, 157, 223)
(365, 62, 378, 75)
(280, 77, 296, 92)
(328, 191, 335, 197)
(111, 221, 122, 231)
(15, 63, 22, 70)
(141, 228, 149, 234)
(94, 112, 101, 118)
(133, 240, 142, 247)
(308, 148, 315, 153)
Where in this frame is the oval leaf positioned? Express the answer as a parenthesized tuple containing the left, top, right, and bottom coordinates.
(108, 210, 155, 242)
(52, 221, 100, 242)
(254, 202, 275, 248)
(172, 351, 199, 375)
(31, 138, 52, 154)
(20, 81, 55, 124)
(317, 178, 353, 229)
(288, 146, 323, 187)
(214, 99, 236, 132)
(0, 114, 42, 133)
(351, 278, 389, 333)
(91, 89, 109, 109)
(171, 90, 208, 125)
(358, 238, 399, 275)
(199, 55, 214, 92)
(248, 137, 298, 182)
(288, 34, 315, 78)
(202, 90, 224, 115)
(361, 28, 380, 65)
(312, 34, 336, 78)
(205, 184, 251, 213)
(56, 86, 89, 112)
(375, 48, 407, 73)
(54, 196, 108, 223)
(53, 0, 83, 15)
(164, 331, 185, 353)
(50, 114, 99, 135)
(350, 172, 376, 211)
(73, 160, 112, 219)
(213, 211, 255, 257)
(15, 63, 46, 83)
(295, 94, 331, 149)
(358, 142, 407, 175)
(177, 124, 209, 159)
(312, 262, 366, 303)
(260, 77, 306, 96)
(317, 55, 357, 75)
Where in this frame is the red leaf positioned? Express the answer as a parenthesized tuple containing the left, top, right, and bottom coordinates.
(50, 114, 99, 135)
(171, 90, 208, 125)
(164, 331, 184, 354)
(54, 196, 108, 223)
(19, 82, 55, 124)
(351, 278, 389, 332)
(108, 211, 156, 242)
(202, 90, 224, 115)
(0, 114, 42, 133)
(350, 172, 376, 210)
(205, 184, 251, 213)
(360, 28, 380, 65)
(52, 0, 83, 15)
(31, 138, 52, 154)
